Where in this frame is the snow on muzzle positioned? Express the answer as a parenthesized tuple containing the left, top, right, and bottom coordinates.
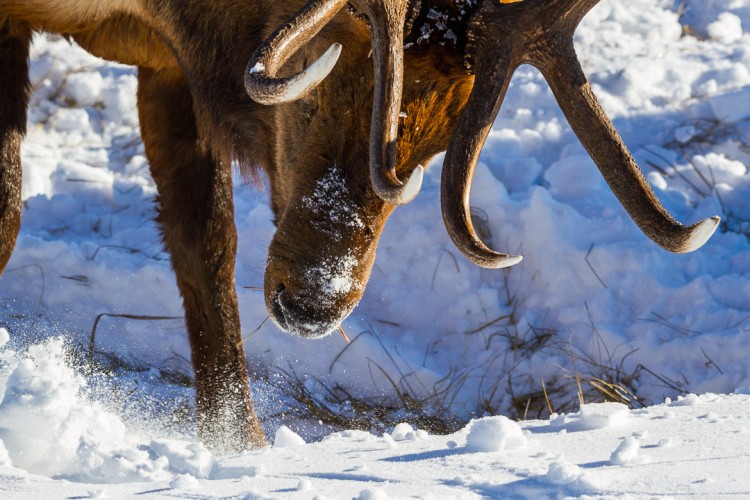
(264, 166, 381, 338)
(265, 249, 367, 338)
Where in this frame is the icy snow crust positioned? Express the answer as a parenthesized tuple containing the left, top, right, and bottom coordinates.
(2, 0, 750, 495)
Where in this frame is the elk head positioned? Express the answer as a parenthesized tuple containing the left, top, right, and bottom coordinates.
(245, 0, 719, 338)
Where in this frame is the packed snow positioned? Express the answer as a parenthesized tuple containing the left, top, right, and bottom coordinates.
(2, 0, 750, 497)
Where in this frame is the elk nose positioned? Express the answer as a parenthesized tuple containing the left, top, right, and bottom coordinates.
(267, 283, 341, 339)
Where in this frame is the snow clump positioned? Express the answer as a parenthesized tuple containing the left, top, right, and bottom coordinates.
(707, 12, 743, 44)
(544, 460, 602, 491)
(610, 436, 650, 466)
(465, 416, 527, 452)
(274, 425, 306, 447)
(388, 422, 428, 442)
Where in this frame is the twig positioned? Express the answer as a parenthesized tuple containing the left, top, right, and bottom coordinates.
(522, 398, 531, 420)
(642, 144, 707, 197)
(329, 330, 367, 373)
(569, 338, 585, 407)
(88, 313, 182, 371)
(584, 243, 608, 289)
(6, 263, 46, 309)
(635, 364, 687, 394)
(466, 313, 514, 336)
(241, 314, 270, 345)
(338, 325, 351, 344)
(700, 346, 724, 375)
(639, 312, 700, 337)
(88, 244, 164, 261)
(541, 377, 554, 415)
(431, 249, 460, 291)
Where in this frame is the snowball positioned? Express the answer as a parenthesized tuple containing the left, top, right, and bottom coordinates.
(610, 436, 649, 466)
(355, 487, 390, 500)
(384, 424, 426, 442)
(545, 460, 584, 485)
(707, 13, 743, 44)
(544, 459, 603, 491)
(465, 416, 527, 452)
(390, 423, 415, 441)
(273, 426, 306, 448)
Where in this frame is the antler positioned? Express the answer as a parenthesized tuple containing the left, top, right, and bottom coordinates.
(244, 0, 349, 105)
(442, 0, 720, 269)
(354, 0, 423, 204)
(245, 0, 421, 205)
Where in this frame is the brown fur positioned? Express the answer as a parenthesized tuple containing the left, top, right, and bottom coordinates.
(0, 0, 473, 452)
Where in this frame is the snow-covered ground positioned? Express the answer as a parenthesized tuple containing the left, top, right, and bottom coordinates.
(2, 0, 750, 496)
(2, 336, 750, 498)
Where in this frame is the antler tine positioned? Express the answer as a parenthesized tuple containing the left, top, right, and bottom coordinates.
(536, 39, 720, 253)
(245, 0, 349, 105)
(442, 49, 524, 268)
(357, 0, 421, 205)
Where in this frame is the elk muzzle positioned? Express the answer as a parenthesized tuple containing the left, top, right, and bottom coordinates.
(263, 165, 382, 338)
(264, 247, 368, 338)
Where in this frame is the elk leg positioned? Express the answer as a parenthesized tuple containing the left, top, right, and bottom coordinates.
(0, 20, 31, 275)
(136, 67, 266, 453)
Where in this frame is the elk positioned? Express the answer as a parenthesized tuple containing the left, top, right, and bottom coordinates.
(0, 0, 718, 453)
